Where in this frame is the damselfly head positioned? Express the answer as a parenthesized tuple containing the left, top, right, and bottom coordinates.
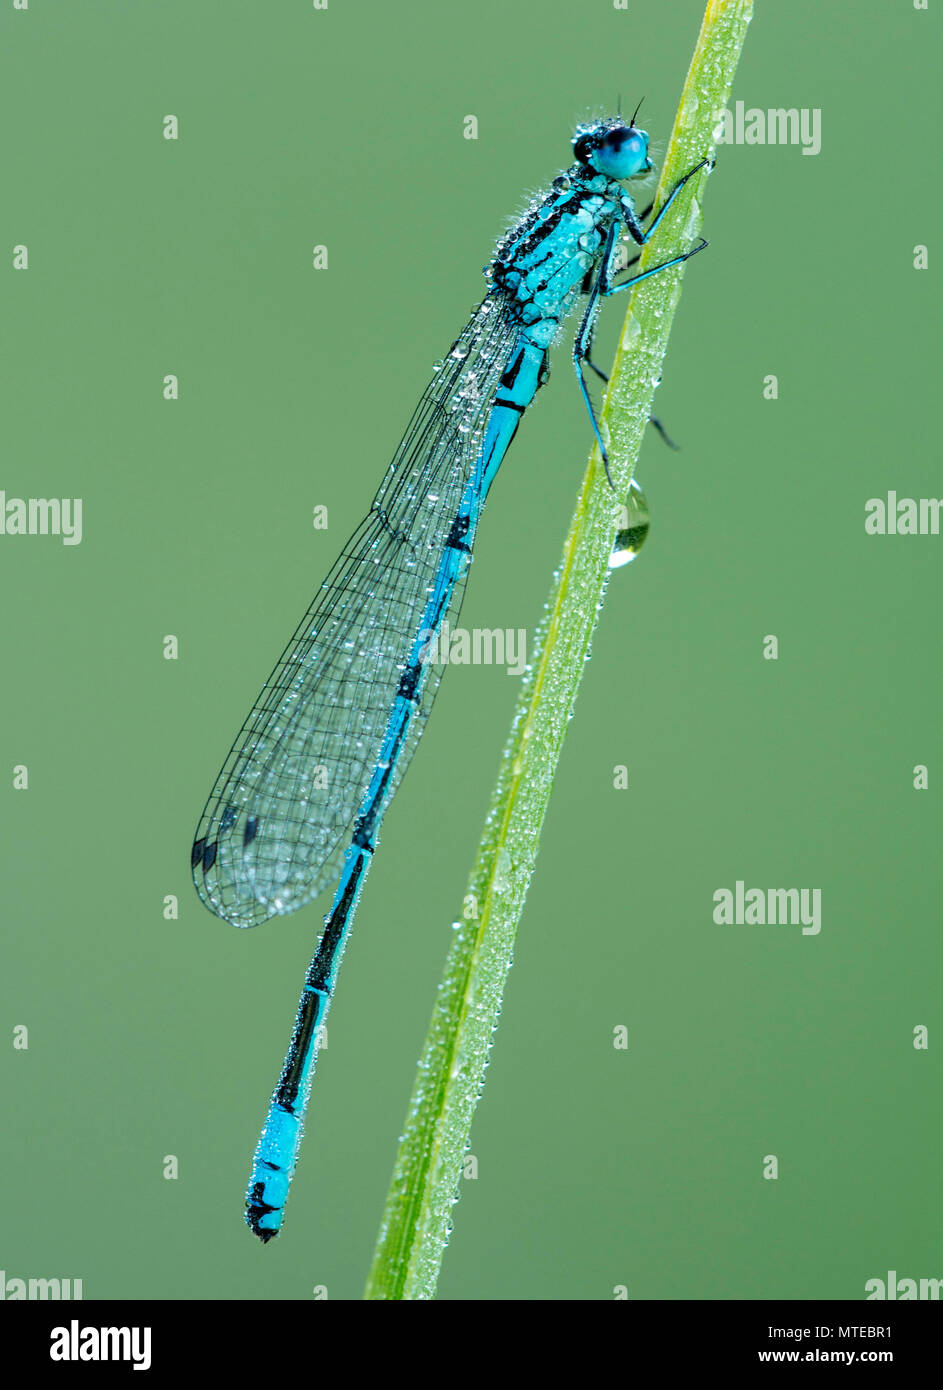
(572, 117, 653, 181)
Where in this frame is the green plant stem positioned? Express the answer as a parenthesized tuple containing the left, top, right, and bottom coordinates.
(366, 0, 754, 1301)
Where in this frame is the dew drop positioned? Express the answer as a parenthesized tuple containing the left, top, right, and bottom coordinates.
(609, 477, 650, 568)
(620, 314, 642, 348)
(680, 89, 699, 129)
(493, 846, 513, 892)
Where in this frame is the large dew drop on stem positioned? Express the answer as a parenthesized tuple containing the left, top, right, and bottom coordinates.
(609, 477, 651, 568)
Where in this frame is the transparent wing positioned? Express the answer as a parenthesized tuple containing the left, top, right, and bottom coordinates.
(192, 294, 518, 928)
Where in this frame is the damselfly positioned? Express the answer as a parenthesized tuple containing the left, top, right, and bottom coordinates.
(191, 113, 709, 1241)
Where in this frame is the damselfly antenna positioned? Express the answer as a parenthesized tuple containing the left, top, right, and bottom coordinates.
(629, 95, 645, 128)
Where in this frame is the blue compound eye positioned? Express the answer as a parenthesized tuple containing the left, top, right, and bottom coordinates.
(594, 127, 650, 179)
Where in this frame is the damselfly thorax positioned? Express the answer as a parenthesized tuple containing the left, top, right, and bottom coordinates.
(490, 170, 629, 347)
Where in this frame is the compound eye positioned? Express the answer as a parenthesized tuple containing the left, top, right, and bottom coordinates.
(597, 127, 648, 177)
(605, 129, 642, 158)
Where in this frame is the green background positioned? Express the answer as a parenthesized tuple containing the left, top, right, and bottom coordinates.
(1, 0, 939, 1301)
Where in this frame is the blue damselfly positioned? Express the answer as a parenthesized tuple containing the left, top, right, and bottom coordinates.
(191, 113, 708, 1240)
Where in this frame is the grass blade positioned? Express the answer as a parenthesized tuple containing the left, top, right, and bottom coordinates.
(366, 0, 755, 1301)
